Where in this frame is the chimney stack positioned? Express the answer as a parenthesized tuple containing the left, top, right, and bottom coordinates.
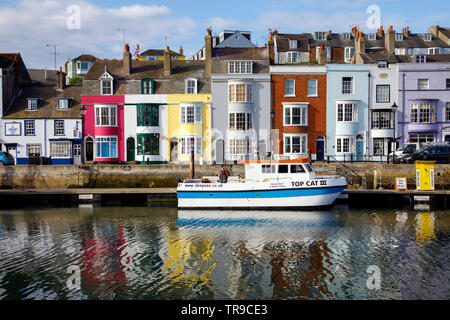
(403, 26, 411, 37)
(273, 28, 278, 36)
(179, 45, 184, 57)
(385, 25, 395, 53)
(428, 25, 439, 38)
(123, 44, 132, 75)
(355, 31, 365, 54)
(377, 25, 384, 38)
(56, 66, 65, 91)
(164, 46, 172, 76)
(318, 45, 327, 65)
(268, 31, 274, 64)
(204, 28, 212, 77)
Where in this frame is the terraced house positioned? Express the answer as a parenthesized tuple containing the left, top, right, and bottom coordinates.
(1, 66, 83, 164)
(81, 44, 211, 164)
(206, 29, 271, 163)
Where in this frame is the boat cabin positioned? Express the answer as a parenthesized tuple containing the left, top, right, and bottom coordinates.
(240, 158, 316, 182)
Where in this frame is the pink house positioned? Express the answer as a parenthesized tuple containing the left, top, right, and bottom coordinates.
(81, 94, 125, 162)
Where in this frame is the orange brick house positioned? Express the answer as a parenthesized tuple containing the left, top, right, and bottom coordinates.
(269, 64, 327, 160)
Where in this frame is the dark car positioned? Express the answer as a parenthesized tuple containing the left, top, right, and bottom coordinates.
(404, 144, 450, 163)
(0, 151, 15, 165)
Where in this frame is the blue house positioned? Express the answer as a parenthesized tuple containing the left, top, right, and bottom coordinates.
(326, 64, 369, 161)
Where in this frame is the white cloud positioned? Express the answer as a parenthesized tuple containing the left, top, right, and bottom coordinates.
(0, 0, 198, 68)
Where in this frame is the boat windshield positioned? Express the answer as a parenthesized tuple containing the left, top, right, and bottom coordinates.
(304, 163, 314, 172)
(291, 165, 306, 173)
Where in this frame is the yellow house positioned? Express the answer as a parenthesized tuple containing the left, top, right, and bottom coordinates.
(167, 94, 212, 163)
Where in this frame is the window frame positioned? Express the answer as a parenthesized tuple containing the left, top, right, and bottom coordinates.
(181, 136, 202, 155)
(50, 141, 72, 158)
(185, 78, 198, 94)
(27, 98, 39, 111)
(141, 78, 154, 94)
(24, 120, 35, 136)
(342, 77, 354, 94)
(285, 78, 295, 97)
(376, 85, 390, 103)
(289, 40, 297, 49)
(228, 112, 252, 131)
(54, 120, 65, 136)
(228, 61, 253, 74)
(307, 78, 318, 97)
(229, 137, 251, 155)
(337, 102, 358, 123)
(57, 98, 70, 110)
(228, 83, 252, 103)
(418, 79, 429, 90)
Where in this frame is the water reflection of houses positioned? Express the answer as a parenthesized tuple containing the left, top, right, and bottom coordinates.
(176, 210, 341, 299)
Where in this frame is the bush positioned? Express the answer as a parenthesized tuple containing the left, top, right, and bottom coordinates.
(69, 76, 83, 86)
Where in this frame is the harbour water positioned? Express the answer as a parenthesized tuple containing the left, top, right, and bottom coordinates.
(0, 204, 448, 300)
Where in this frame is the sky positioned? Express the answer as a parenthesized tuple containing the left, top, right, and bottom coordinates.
(0, 0, 449, 69)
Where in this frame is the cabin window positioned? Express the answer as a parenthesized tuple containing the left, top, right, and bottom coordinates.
(261, 165, 276, 174)
(278, 165, 289, 173)
(291, 165, 306, 173)
(304, 164, 313, 172)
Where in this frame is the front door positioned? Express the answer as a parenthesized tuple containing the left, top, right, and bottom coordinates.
(127, 137, 135, 162)
(170, 141, 178, 162)
(356, 140, 364, 161)
(7, 146, 16, 164)
(316, 139, 325, 161)
(85, 137, 94, 161)
(216, 139, 224, 164)
(73, 144, 81, 164)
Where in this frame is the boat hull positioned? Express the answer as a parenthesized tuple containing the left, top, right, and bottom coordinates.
(177, 178, 347, 209)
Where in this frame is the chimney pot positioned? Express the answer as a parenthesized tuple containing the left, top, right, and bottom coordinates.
(123, 43, 132, 75)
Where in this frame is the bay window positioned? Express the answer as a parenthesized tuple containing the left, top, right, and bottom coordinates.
(181, 136, 202, 155)
(180, 104, 202, 124)
(137, 133, 159, 155)
(284, 104, 308, 126)
(95, 136, 117, 158)
(410, 103, 435, 123)
(229, 112, 252, 131)
(284, 134, 307, 154)
(228, 84, 252, 103)
(50, 141, 71, 158)
(229, 138, 251, 155)
(337, 103, 358, 122)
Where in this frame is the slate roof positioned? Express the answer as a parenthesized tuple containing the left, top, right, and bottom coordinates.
(84, 59, 206, 80)
(71, 54, 97, 62)
(27, 69, 57, 86)
(274, 31, 450, 51)
(0, 53, 32, 86)
(215, 31, 257, 48)
(4, 86, 82, 119)
(141, 49, 183, 57)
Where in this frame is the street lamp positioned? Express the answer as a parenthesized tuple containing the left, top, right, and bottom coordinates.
(80, 106, 87, 164)
(391, 102, 398, 163)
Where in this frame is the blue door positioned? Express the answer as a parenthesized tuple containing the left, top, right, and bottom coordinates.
(356, 140, 364, 161)
(316, 139, 325, 161)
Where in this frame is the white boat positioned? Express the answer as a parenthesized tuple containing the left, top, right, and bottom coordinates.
(177, 157, 347, 210)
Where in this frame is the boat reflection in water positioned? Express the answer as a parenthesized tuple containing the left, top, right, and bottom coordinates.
(175, 210, 342, 299)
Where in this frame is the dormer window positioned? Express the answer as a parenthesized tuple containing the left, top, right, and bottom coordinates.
(341, 33, 351, 40)
(289, 40, 297, 49)
(58, 98, 70, 110)
(99, 70, 113, 95)
(76, 61, 90, 74)
(185, 78, 198, 94)
(428, 48, 440, 55)
(313, 32, 326, 40)
(368, 33, 377, 41)
(424, 34, 432, 41)
(141, 78, 154, 94)
(395, 34, 404, 41)
(415, 55, 427, 63)
(27, 98, 39, 111)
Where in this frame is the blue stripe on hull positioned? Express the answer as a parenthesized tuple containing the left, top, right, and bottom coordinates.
(177, 186, 345, 199)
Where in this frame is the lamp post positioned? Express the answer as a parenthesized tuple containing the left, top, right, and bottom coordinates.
(391, 102, 398, 164)
(80, 106, 87, 164)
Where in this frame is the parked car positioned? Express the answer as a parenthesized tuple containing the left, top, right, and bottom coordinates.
(403, 144, 450, 164)
(389, 143, 418, 163)
(0, 151, 15, 165)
